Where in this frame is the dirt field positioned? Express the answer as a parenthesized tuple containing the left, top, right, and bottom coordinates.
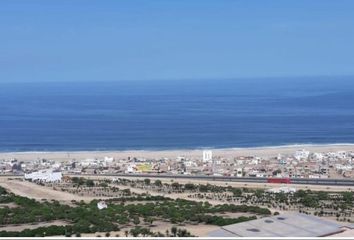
(0, 220, 69, 232)
(0, 178, 112, 203)
(81, 221, 219, 237)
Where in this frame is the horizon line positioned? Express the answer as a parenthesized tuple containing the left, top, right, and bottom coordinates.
(1, 74, 354, 85)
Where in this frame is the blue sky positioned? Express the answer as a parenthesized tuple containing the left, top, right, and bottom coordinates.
(1, 0, 354, 83)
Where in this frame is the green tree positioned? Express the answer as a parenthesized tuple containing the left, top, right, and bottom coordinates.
(171, 226, 177, 237)
(86, 179, 95, 187)
(154, 180, 162, 187)
(133, 216, 140, 225)
(144, 178, 151, 185)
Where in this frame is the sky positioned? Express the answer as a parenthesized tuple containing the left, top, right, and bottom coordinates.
(1, 0, 354, 83)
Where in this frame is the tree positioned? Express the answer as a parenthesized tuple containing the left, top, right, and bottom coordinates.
(171, 182, 180, 190)
(154, 180, 162, 187)
(184, 183, 196, 191)
(144, 178, 151, 185)
(133, 216, 140, 225)
(145, 217, 154, 226)
(86, 179, 95, 187)
(130, 227, 141, 237)
(171, 226, 177, 237)
(342, 192, 353, 204)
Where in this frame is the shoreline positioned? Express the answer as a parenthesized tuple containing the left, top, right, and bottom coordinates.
(0, 143, 353, 161)
(1, 143, 354, 154)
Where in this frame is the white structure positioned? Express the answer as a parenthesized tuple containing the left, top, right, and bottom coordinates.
(312, 153, 324, 161)
(336, 151, 347, 159)
(125, 164, 137, 173)
(184, 160, 197, 167)
(203, 150, 213, 163)
(24, 169, 62, 182)
(266, 187, 297, 194)
(294, 149, 310, 161)
(104, 156, 114, 162)
(97, 201, 108, 210)
(236, 168, 243, 177)
(249, 159, 260, 165)
(81, 158, 98, 167)
(335, 164, 353, 171)
(176, 156, 185, 162)
(236, 160, 244, 165)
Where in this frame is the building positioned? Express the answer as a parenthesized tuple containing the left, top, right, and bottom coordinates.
(208, 213, 353, 237)
(24, 169, 62, 182)
(236, 168, 243, 177)
(203, 150, 213, 163)
(294, 149, 310, 161)
(97, 201, 108, 210)
(266, 187, 296, 194)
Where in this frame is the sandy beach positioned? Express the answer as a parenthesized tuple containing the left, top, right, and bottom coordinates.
(0, 144, 353, 162)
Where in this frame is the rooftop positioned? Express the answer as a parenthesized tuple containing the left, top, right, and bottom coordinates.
(208, 213, 353, 237)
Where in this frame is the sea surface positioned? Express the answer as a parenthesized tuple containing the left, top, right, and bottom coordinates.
(0, 77, 354, 152)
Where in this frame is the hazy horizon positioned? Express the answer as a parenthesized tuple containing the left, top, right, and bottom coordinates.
(1, 74, 354, 85)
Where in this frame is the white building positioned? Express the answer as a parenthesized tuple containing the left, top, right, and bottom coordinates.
(184, 160, 197, 167)
(294, 150, 310, 161)
(336, 151, 347, 159)
(176, 156, 185, 162)
(335, 164, 352, 171)
(249, 159, 260, 165)
(104, 156, 114, 162)
(236, 168, 243, 177)
(266, 187, 297, 194)
(24, 169, 62, 182)
(203, 150, 213, 163)
(97, 201, 108, 210)
(81, 158, 98, 167)
(125, 164, 137, 173)
(236, 160, 244, 165)
(312, 153, 324, 161)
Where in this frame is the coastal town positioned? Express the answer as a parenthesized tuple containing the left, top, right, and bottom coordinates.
(1, 147, 354, 181)
(2, 146, 354, 237)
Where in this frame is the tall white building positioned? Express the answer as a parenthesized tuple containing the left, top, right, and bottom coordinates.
(203, 150, 213, 163)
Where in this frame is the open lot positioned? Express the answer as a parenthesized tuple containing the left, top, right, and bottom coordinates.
(0, 178, 112, 203)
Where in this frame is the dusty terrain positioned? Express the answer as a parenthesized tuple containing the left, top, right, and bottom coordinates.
(0, 220, 69, 232)
(0, 178, 112, 203)
(81, 222, 219, 237)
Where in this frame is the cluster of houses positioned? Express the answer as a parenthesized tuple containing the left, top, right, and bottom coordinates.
(2, 149, 354, 181)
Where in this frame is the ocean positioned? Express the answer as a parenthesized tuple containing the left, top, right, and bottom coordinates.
(0, 76, 354, 152)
